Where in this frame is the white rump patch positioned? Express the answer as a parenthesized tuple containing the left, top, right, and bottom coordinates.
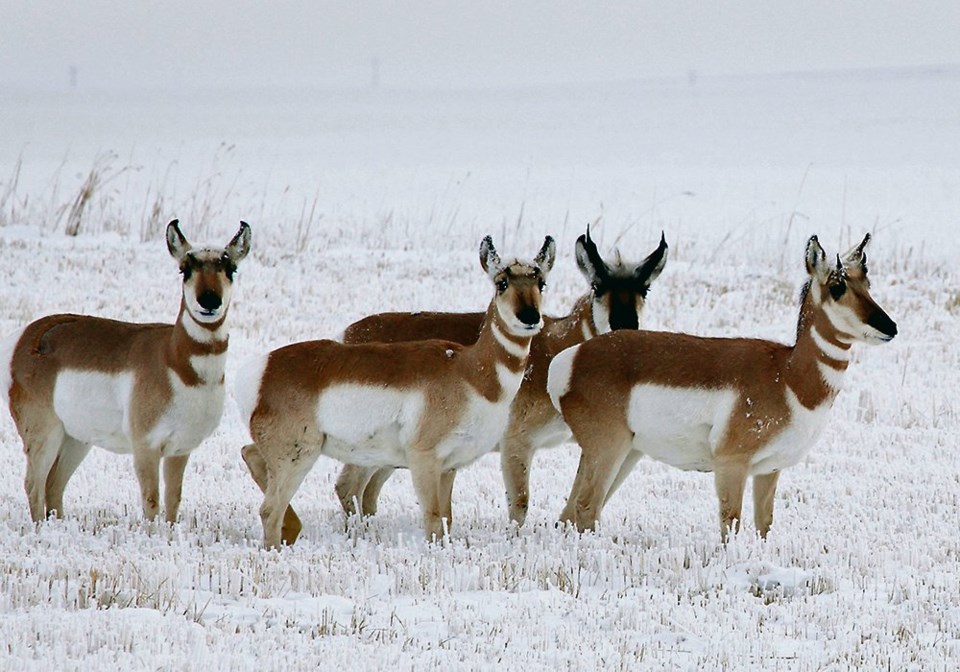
(546, 344, 580, 412)
(53, 370, 136, 453)
(0, 325, 26, 406)
(233, 353, 270, 427)
(626, 384, 739, 471)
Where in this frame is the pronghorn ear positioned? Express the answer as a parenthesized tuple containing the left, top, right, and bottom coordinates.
(635, 231, 668, 289)
(842, 233, 870, 277)
(535, 236, 556, 275)
(166, 219, 192, 260)
(479, 235, 502, 278)
(575, 225, 608, 285)
(804, 235, 831, 283)
(225, 221, 252, 263)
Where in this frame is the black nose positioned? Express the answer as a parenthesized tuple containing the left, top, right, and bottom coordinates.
(869, 310, 897, 338)
(198, 291, 222, 311)
(516, 306, 540, 326)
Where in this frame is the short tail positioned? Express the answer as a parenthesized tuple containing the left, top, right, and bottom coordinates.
(0, 326, 26, 407)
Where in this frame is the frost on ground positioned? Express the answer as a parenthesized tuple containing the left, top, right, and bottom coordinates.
(1, 70, 960, 670)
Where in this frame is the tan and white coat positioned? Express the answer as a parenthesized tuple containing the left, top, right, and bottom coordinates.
(547, 234, 897, 540)
(0, 220, 251, 523)
(333, 230, 668, 526)
(237, 236, 556, 548)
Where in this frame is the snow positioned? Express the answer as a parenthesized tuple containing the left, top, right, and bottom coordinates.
(2, 69, 960, 670)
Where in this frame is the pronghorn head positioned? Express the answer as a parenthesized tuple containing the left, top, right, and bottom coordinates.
(575, 227, 668, 332)
(804, 233, 897, 344)
(480, 235, 556, 336)
(166, 219, 252, 326)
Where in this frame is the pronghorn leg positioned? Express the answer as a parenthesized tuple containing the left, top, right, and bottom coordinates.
(133, 447, 162, 521)
(44, 435, 91, 518)
(714, 458, 750, 542)
(259, 447, 322, 550)
(501, 438, 535, 526)
(438, 469, 456, 532)
(752, 471, 781, 539)
(558, 456, 583, 527)
(408, 452, 444, 541)
(162, 454, 190, 524)
(335, 464, 390, 517)
(241, 443, 303, 546)
(22, 421, 65, 522)
(602, 449, 643, 507)
(560, 428, 633, 532)
(360, 466, 395, 516)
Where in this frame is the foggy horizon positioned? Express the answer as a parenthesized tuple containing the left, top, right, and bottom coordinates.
(5, 2, 960, 91)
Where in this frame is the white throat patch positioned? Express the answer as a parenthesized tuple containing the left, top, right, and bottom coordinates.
(591, 297, 611, 334)
(491, 321, 530, 358)
(810, 326, 850, 362)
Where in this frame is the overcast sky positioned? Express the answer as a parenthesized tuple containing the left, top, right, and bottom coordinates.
(4, 2, 960, 90)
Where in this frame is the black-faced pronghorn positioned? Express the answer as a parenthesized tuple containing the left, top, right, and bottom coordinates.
(333, 229, 668, 526)
(547, 234, 897, 541)
(0, 220, 251, 524)
(237, 236, 556, 549)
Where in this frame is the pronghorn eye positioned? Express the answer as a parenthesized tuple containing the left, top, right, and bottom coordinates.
(538, 278, 546, 292)
(180, 264, 193, 281)
(496, 278, 509, 294)
(829, 282, 847, 301)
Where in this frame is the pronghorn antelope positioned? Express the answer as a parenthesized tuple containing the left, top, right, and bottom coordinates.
(332, 229, 668, 527)
(547, 234, 897, 541)
(237, 236, 556, 548)
(0, 220, 251, 524)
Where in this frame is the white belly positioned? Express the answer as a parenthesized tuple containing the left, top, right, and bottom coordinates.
(626, 384, 739, 472)
(53, 370, 135, 453)
(315, 384, 424, 467)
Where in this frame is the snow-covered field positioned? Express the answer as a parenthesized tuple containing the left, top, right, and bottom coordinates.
(2, 69, 960, 670)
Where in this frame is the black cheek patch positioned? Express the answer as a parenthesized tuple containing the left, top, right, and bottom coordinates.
(829, 283, 847, 301)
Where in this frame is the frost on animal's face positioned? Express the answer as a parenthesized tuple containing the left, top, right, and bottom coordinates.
(805, 233, 897, 345)
(168, 221, 251, 325)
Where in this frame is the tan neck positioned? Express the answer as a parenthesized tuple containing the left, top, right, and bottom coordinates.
(462, 301, 534, 402)
(543, 294, 598, 349)
(786, 286, 851, 409)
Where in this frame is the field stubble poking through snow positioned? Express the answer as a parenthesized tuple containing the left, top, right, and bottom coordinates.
(2, 71, 960, 670)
